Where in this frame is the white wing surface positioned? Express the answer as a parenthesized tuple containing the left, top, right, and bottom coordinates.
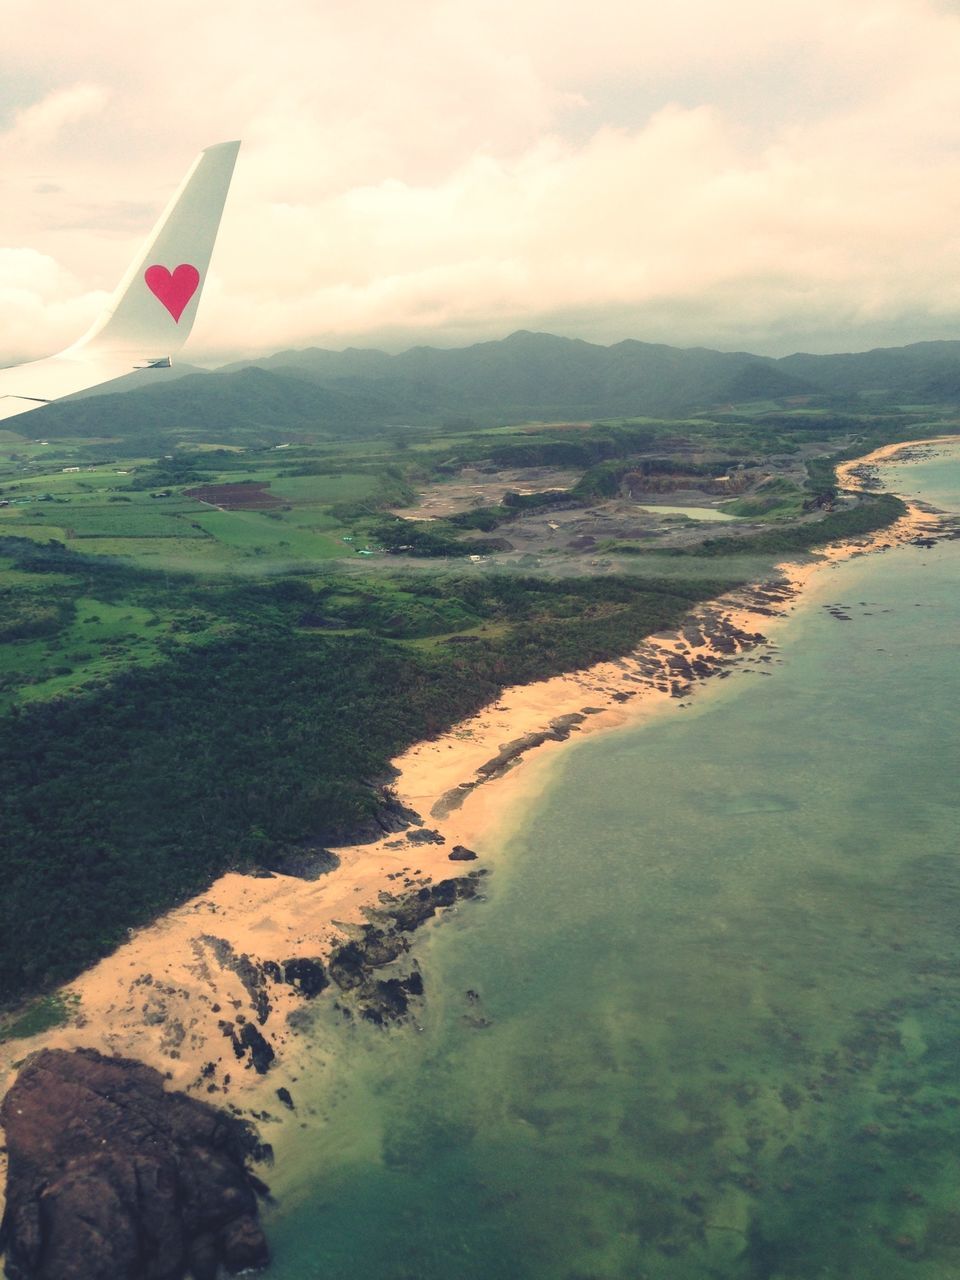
(0, 140, 240, 423)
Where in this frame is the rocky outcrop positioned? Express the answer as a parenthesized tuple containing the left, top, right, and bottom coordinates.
(199, 935, 271, 1025)
(0, 1047, 270, 1280)
(406, 827, 446, 845)
(449, 844, 478, 861)
(256, 846, 341, 880)
(326, 872, 485, 1023)
(222, 1022, 276, 1075)
(282, 956, 329, 998)
(476, 713, 587, 780)
(329, 784, 424, 845)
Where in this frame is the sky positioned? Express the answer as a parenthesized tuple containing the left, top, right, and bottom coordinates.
(3, 0, 960, 365)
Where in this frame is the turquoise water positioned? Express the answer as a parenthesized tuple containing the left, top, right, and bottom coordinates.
(265, 445, 960, 1279)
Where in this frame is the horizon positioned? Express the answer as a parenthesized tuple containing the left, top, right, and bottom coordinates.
(7, 324, 960, 383)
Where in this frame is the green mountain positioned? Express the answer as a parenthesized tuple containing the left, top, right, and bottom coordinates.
(221, 330, 788, 418)
(21, 367, 403, 449)
(221, 330, 960, 414)
(19, 331, 960, 447)
(779, 340, 960, 399)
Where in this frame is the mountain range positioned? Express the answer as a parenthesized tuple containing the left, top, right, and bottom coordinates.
(21, 331, 960, 443)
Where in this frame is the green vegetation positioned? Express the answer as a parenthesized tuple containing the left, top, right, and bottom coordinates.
(0, 993, 78, 1042)
(0, 549, 737, 998)
(0, 353, 953, 1010)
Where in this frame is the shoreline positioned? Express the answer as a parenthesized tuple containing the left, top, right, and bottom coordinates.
(0, 437, 954, 1207)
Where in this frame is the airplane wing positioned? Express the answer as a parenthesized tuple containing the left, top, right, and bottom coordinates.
(0, 139, 240, 423)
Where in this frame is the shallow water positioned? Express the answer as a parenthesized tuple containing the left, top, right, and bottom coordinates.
(635, 502, 736, 521)
(265, 443, 960, 1279)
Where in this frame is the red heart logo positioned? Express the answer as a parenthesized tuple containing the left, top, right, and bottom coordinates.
(144, 263, 201, 323)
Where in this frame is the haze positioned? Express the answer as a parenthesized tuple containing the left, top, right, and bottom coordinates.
(3, 0, 960, 364)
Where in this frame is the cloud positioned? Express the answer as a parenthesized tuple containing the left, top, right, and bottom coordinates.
(1, 83, 109, 153)
(0, 248, 104, 360)
(3, 0, 960, 361)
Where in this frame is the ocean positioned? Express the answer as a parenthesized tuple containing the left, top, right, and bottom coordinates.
(264, 443, 960, 1279)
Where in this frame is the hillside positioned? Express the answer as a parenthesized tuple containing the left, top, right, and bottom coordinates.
(20, 331, 960, 448)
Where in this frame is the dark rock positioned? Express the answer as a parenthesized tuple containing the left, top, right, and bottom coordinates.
(476, 718, 585, 779)
(549, 712, 587, 738)
(275, 1087, 295, 1111)
(282, 957, 329, 998)
(376, 873, 482, 936)
(334, 789, 424, 844)
(229, 1024, 275, 1075)
(430, 878, 462, 908)
(361, 978, 411, 1023)
(330, 873, 484, 1018)
(376, 796, 423, 833)
(402, 971, 424, 996)
(200, 937, 271, 1025)
(406, 827, 446, 845)
(387, 888, 439, 933)
(0, 1047, 269, 1280)
(220, 1214, 270, 1271)
(327, 941, 368, 990)
(258, 847, 341, 880)
(358, 929, 408, 967)
(359, 972, 425, 1025)
(187, 1233, 219, 1280)
(449, 844, 478, 861)
(431, 781, 475, 819)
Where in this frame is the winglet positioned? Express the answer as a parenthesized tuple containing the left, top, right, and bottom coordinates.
(74, 139, 241, 358)
(0, 142, 240, 421)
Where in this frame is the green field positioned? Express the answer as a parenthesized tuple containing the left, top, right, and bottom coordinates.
(188, 508, 345, 558)
(0, 446, 388, 569)
(0, 584, 226, 710)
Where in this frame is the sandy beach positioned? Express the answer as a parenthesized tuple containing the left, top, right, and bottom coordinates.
(0, 438, 952, 1209)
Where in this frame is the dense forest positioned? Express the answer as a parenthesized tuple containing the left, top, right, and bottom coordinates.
(0, 551, 739, 1000)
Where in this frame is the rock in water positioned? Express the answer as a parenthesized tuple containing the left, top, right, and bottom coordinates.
(0, 1047, 270, 1279)
(448, 845, 478, 861)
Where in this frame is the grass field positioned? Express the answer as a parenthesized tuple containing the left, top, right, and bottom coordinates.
(0, 444, 381, 569)
(0, 571, 227, 708)
(268, 472, 381, 503)
(187, 509, 346, 558)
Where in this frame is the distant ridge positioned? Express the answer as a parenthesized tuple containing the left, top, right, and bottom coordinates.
(20, 330, 960, 443)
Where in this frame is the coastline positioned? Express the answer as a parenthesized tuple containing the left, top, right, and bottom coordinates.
(0, 438, 952, 1210)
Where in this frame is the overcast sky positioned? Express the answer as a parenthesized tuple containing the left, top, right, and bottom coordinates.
(4, 0, 960, 365)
